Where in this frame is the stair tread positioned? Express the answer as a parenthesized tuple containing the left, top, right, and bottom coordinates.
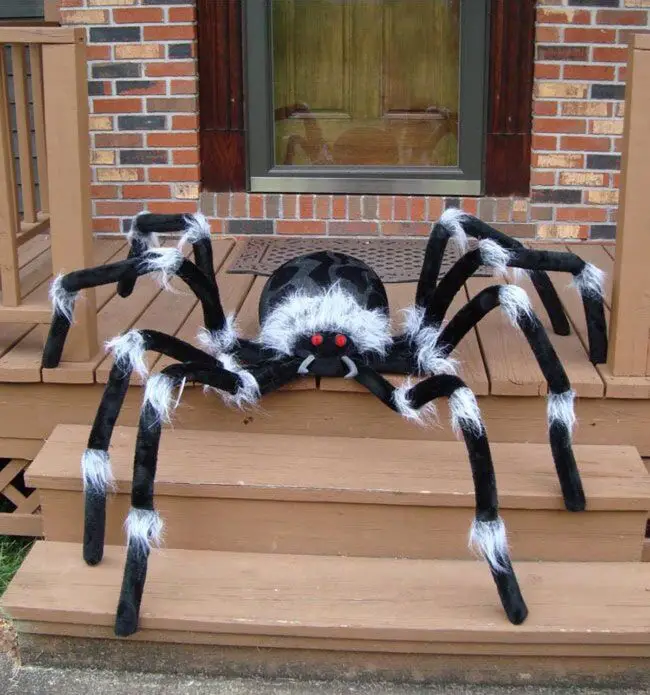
(4, 541, 650, 647)
(27, 425, 650, 510)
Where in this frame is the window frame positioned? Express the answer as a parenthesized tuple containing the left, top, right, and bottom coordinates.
(244, 0, 489, 196)
(0, 1, 43, 20)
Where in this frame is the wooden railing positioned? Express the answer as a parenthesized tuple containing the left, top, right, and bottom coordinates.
(609, 33, 650, 377)
(0, 27, 97, 361)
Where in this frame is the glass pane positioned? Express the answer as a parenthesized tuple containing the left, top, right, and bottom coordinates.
(272, 0, 460, 168)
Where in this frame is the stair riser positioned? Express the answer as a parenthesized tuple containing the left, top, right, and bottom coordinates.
(40, 490, 647, 562)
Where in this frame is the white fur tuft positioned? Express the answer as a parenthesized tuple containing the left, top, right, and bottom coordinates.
(469, 517, 510, 573)
(143, 373, 178, 424)
(139, 248, 184, 290)
(125, 507, 164, 556)
(105, 330, 148, 380)
(210, 353, 261, 409)
(499, 284, 534, 326)
(547, 389, 577, 434)
(179, 212, 211, 248)
(81, 449, 114, 495)
(449, 387, 484, 438)
(126, 212, 159, 249)
(197, 315, 239, 356)
(572, 262, 605, 300)
(258, 284, 391, 357)
(438, 208, 470, 253)
(479, 239, 511, 277)
(49, 274, 78, 323)
(392, 378, 438, 426)
(401, 305, 459, 376)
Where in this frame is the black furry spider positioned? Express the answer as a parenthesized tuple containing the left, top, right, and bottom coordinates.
(42, 209, 608, 637)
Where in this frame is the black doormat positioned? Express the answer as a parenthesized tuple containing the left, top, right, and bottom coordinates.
(227, 237, 491, 283)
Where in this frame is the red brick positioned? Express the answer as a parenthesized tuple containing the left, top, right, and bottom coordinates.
(532, 135, 557, 151)
(147, 132, 198, 147)
(146, 62, 196, 78)
(411, 197, 426, 221)
(564, 28, 617, 44)
(534, 118, 586, 134)
(149, 201, 197, 215)
(230, 193, 248, 218)
(169, 7, 196, 23)
(148, 97, 196, 113)
(172, 114, 198, 130)
(282, 195, 297, 219)
(93, 98, 142, 114)
(123, 185, 172, 199)
(377, 196, 393, 220)
(394, 196, 408, 220)
(461, 198, 478, 216)
(593, 46, 630, 62)
(531, 171, 556, 186)
(348, 196, 362, 220)
(96, 201, 143, 216)
(619, 65, 628, 81)
(535, 63, 561, 79)
(596, 10, 647, 26)
(276, 221, 326, 235)
(298, 194, 314, 219)
(61, 0, 83, 6)
(91, 185, 118, 199)
(86, 46, 112, 61)
(537, 8, 590, 24)
(381, 222, 431, 236)
(556, 207, 608, 223)
(210, 219, 224, 234)
(144, 26, 195, 41)
(329, 222, 378, 235)
(93, 217, 120, 234)
(560, 136, 611, 152)
(314, 195, 331, 219)
(332, 196, 346, 219)
(149, 167, 199, 182)
(95, 133, 142, 148)
(171, 79, 197, 95)
(427, 198, 444, 221)
(534, 101, 558, 117)
(173, 149, 199, 165)
(249, 194, 264, 219)
(536, 27, 560, 43)
(563, 64, 616, 81)
(113, 8, 163, 24)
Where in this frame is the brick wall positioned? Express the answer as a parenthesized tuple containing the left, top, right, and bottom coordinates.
(59, 0, 648, 240)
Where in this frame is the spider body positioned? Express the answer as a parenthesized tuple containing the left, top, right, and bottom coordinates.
(42, 209, 609, 638)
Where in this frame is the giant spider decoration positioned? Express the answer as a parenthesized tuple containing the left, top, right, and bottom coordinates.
(42, 209, 608, 637)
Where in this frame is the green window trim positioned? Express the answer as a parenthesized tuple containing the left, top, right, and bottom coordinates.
(0, 1, 44, 20)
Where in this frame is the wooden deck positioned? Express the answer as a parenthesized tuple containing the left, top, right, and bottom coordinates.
(3, 234, 650, 460)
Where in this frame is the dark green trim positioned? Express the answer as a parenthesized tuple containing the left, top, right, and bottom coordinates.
(244, 0, 489, 195)
(0, 0, 43, 19)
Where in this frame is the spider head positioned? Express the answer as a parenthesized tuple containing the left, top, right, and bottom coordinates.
(294, 331, 359, 378)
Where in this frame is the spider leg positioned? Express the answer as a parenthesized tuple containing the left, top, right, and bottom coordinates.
(437, 284, 585, 512)
(114, 357, 303, 637)
(82, 330, 216, 566)
(352, 365, 528, 626)
(416, 209, 571, 336)
(43, 247, 233, 368)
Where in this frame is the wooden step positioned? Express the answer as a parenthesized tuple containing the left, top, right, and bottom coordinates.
(4, 541, 650, 662)
(27, 425, 650, 562)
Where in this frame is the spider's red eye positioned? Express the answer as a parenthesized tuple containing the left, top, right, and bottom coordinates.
(310, 333, 324, 347)
(335, 334, 347, 348)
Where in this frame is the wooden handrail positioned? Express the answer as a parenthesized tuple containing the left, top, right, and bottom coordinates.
(0, 26, 97, 361)
(608, 34, 650, 377)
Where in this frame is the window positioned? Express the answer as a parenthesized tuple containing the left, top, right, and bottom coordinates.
(197, 0, 536, 197)
(0, 1, 43, 20)
(245, 0, 488, 195)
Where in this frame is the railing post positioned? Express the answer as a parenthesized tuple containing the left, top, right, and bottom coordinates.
(42, 29, 98, 361)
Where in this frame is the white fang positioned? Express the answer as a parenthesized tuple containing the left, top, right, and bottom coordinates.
(81, 449, 114, 495)
(547, 389, 577, 433)
(392, 378, 437, 426)
(139, 248, 184, 290)
(105, 330, 148, 380)
(438, 207, 470, 253)
(126, 212, 159, 249)
(179, 212, 211, 247)
(143, 373, 177, 424)
(572, 262, 605, 300)
(469, 517, 510, 573)
(125, 507, 164, 556)
(479, 239, 511, 277)
(449, 387, 484, 437)
(259, 284, 391, 357)
(50, 274, 78, 323)
(499, 284, 534, 326)
(197, 315, 239, 355)
(214, 353, 260, 409)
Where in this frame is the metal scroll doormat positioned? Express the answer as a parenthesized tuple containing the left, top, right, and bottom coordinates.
(227, 237, 491, 284)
